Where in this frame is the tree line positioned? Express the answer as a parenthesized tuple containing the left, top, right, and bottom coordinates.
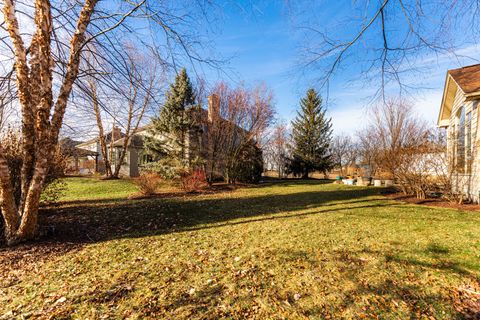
(0, 0, 476, 245)
(141, 69, 275, 186)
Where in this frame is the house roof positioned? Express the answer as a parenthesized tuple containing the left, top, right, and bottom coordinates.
(60, 137, 98, 157)
(438, 64, 480, 127)
(59, 137, 83, 149)
(77, 129, 126, 148)
(112, 134, 144, 148)
(448, 64, 480, 95)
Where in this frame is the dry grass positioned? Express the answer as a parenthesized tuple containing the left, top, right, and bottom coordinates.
(1, 178, 479, 319)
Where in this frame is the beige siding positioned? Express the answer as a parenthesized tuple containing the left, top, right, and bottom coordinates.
(447, 83, 480, 201)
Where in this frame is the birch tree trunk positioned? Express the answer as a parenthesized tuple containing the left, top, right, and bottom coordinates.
(0, 0, 98, 244)
(112, 85, 150, 178)
(89, 80, 113, 177)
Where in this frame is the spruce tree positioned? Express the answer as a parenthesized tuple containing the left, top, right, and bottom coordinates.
(289, 88, 333, 178)
(146, 68, 196, 161)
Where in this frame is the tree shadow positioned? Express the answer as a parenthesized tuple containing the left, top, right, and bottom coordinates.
(2, 180, 478, 318)
(0, 185, 386, 273)
(297, 246, 479, 318)
(36, 187, 382, 244)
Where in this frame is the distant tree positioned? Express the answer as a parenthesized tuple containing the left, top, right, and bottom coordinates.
(356, 126, 380, 178)
(206, 82, 275, 184)
(289, 89, 333, 178)
(264, 122, 289, 178)
(366, 98, 427, 180)
(331, 134, 357, 176)
(88, 48, 159, 179)
(146, 68, 196, 162)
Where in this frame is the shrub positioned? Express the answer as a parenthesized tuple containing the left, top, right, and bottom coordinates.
(180, 169, 207, 193)
(285, 155, 307, 178)
(134, 172, 162, 196)
(142, 157, 183, 180)
(226, 142, 263, 184)
(1, 129, 67, 241)
(1, 129, 66, 205)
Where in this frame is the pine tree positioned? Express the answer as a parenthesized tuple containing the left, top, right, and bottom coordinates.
(289, 88, 333, 178)
(146, 68, 196, 161)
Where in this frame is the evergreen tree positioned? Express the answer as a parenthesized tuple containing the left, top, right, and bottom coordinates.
(146, 68, 196, 161)
(289, 88, 333, 178)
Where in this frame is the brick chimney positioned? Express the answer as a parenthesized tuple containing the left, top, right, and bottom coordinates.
(112, 126, 122, 141)
(207, 94, 220, 122)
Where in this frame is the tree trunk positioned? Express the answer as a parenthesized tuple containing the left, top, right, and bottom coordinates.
(90, 81, 113, 177)
(302, 168, 309, 179)
(0, 153, 19, 243)
(0, 0, 98, 244)
(208, 161, 215, 185)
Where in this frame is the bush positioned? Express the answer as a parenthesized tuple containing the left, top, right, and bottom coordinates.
(226, 142, 263, 184)
(180, 169, 207, 193)
(285, 155, 307, 178)
(134, 172, 162, 196)
(142, 157, 183, 180)
(1, 129, 66, 206)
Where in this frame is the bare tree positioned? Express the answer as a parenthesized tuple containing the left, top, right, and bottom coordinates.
(297, 1, 480, 98)
(111, 53, 158, 178)
(331, 134, 357, 176)
(205, 82, 275, 183)
(0, 0, 102, 244)
(87, 48, 161, 178)
(88, 79, 113, 176)
(264, 122, 289, 178)
(356, 98, 428, 191)
(0, 83, 16, 133)
(357, 126, 380, 178)
(0, 0, 221, 244)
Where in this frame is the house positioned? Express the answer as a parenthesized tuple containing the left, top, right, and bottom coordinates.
(60, 137, 99, 174)
(69, 94, 227, 178)
(438, 64, 480, 201)
(73, 126, 124, 174)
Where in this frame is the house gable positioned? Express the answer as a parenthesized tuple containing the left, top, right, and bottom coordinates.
(438, 64, 480, 128)
(448, 64, 480, 97)
(438, 74, 459, 127)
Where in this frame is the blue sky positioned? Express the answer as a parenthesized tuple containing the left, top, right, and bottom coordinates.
(203, 2, 299, 120)
(196, 1, 479, 135)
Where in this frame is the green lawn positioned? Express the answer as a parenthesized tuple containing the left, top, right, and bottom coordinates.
(1, 178, 480, 319)
(58, 176, 139, 201)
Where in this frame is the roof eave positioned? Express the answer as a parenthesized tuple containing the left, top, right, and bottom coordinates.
(437, 73, 451, 127)
(465, 91, 480, 100)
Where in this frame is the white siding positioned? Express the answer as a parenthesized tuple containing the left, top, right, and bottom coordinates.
(448, 85, 480, 202)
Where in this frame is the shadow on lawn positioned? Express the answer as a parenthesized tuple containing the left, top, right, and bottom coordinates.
(37, 187, 381, 244)
(2, 181, 478, 318)
(278, 246, 478, 318)
(341, 253, 479, 318)
(0, 183, 384, 279)
(0, 182, 473, 261)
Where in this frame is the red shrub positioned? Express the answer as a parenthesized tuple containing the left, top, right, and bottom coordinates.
(134, 172, 162, 196)
(180, 169, 207, 193)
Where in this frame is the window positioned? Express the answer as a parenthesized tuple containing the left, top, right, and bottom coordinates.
(140, 153, 153, 165)
(455, 107, 465, 173)
(466, 111, 472, 174)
